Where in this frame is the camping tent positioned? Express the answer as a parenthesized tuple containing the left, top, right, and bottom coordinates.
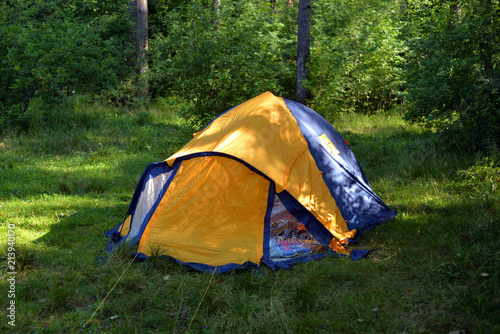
(105, 92, 396, 273)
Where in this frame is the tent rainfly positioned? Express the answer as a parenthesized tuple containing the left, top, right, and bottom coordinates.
(105, 92, 397, 273)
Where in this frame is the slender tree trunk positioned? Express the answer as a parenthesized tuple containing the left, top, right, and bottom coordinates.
(213, 0, 220, 16)
(213, 0, 220, 25)
(296, 0, 311, 104)
(136, 0, 149, 97)
(478, 0, 494, 145)
(481, 0, 493, 86)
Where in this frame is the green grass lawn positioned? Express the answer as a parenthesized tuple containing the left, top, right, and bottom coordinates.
(1, 99, 499, 333)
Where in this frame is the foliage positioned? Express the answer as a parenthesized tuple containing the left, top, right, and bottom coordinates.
(0, 0, 134, 131)
(149, 0, 297, 126)
(308, 0, 405, 116)
(458, 157, 500, 202)
(402, 0, 500, 150)
(0, 0, 499, 156)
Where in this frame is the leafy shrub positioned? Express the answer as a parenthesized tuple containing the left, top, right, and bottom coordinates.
(459, 157, 500, 201)
(308, 0, 405, 116)
(402, 0, 500, 150)
(149, 1, 296, 126)
(0, 0, 134, 131)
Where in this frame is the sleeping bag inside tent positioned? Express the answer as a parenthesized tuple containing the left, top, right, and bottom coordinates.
(105, 92, 397, 273)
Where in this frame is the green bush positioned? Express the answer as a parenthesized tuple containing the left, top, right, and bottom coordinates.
(149, 1, 296, 126)
(0, 0, 133, 131)
(308, 0, 405, 117)
(402, 0, 500, 150)
(459, 157, 500, 201)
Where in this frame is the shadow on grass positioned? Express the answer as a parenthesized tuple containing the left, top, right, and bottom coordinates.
(341, 128, 471, 181)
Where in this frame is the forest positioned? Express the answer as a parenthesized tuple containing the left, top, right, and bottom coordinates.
(0, 0, 499, 333)
(0, 0, 498, 149)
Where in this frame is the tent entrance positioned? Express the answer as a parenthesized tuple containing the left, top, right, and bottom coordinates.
(269, 195, 325, 259)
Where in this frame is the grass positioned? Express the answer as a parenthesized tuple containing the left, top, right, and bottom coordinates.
(0, 98, 499, 333)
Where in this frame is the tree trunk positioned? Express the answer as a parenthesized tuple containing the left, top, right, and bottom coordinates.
(213, 0, 220, 16)
(213, 0, 220, 25)
(481, 0, 493, 86)
(296, 0, 311, 104)
(136, 0, 148, 97)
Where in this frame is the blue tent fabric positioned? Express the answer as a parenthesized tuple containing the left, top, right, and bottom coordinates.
(277, 190, 335, 247)
(284, 99, 397, 233)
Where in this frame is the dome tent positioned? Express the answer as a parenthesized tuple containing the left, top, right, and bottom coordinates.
(105, 92, 396, 273)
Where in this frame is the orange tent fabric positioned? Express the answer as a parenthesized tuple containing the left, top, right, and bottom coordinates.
(106, 92, 396, 273)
